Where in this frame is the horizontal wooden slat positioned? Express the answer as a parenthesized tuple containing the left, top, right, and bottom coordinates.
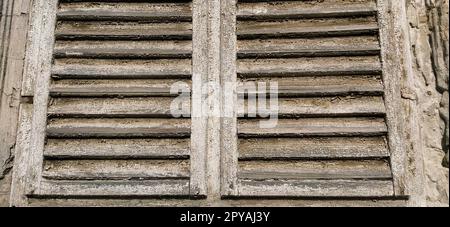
(43, 160, 190, 180)
(238, 117, 387, 137)
(238, 76, 384, 97)
(47, 118, 191, 138)
(50, 79, 191, 97)
(55, 21, 192, 40)
(44, 138, 190, 160)
(238, 56, 381, 77)
(58, 2, 192, 22)
(238, 36, 380, 58)
(237, 1, 377, 20)
(239, 137, 389, 160)
(239, 96, 386, 117)
(35, 179, 190, 197)
(237, 18, 378, 39)
(48, 97, 191, 118)
(237, 179, 394, 197)
(238, 160, 392, 180)
(52, 59, 191, 79)
(54, 40, 192, 59)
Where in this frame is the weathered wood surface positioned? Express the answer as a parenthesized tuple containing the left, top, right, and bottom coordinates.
(24, 0, 200, 201)
(54, 40, 192, 59)
(48, 97, 191, 118)
(9, 0, 415, 205)
(42, 160, 190, 180)
(44, 138, 190, 160)
(228, 0, 398, 199)
(237, 0, 377, 20)
(35, 179, 190, 197)
(52, 59, 192, 79)
(9, 0, 58, 206)
(238, 160, 392, 180)
(56, 21, 192, 40)
(377, 0, 412, 196)
(57, 2, 192, 22)
(238, 36, 380, 58)
(239, 137, 390, 160)
(0, 0, 32, 181)
(238, 56, 382, 77)
(189, 0, 210, 197)
(239, 96, 386, 117)
(238, 118, 388, 137)
(50, 79, 191, 97)
(237, 18, 378, 39)
(9, 103, 33, 206)
(237, 179, 394, 197)
(239, 76, 384, 97)
(46, 118, 191, 138)
(220, 0, 239, 196)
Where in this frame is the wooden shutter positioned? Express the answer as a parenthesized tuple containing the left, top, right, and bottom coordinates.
(12, 0, 207, 200)
(221, 0, 397, 198)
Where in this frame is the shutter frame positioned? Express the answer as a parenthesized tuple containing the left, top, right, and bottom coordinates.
(377, 0, 409, 196)
(10, 0, 208, 204)
(220, 0, 239, 197)
(9, 0, 412, 206)
(220, 0, 409, 198)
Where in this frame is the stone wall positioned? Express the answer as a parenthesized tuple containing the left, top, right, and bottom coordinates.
(406, 0, 449, 206)
(0, 0, 32, 207)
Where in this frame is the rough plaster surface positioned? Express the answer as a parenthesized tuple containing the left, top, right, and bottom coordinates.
(406, 0, 449, 206)
(0, 172, 11, 207)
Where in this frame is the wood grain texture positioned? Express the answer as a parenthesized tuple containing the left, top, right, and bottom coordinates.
(50, 79, 191, 97)
(239, 96, 386, 117)
(39, 0, 201, 200)
(54, 40, 192, 59)
(239, 137, 390, 160)
(0, 2, 31, 179)
(57, 2, 192, 22)
(238, 160, 392, 180)
(239, 76, 384, 97)
(46, 118, 191, 138)
(10, 0, 413, 205)
(24, 0, 59, 203)
(42, 160, 190, 180)
(237, 18, 378, 39)
(237, 179, 394, 197)
(9, 103, 33, 206)
(238, 118, 388, 137)
(189, 0, 209, 197)
(55, 21, 192, 40)
(227, 0, 397, 199)
(48, 97, 191, 118)
(220, 0, 239, 196)
(238, 1, 377, 20)
(44, 138, 190, 160)
(52, 59, 192, 79)
(238, 56, 382, 77)
(377, 0, 410, 196)
(238, 36, 380, 58)
(35, 179, 190, 197)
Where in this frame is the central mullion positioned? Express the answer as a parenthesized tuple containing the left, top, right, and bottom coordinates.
(191, 0, 209, 197)
(193, 0, 237, 199)
(220, 0, 239, 197)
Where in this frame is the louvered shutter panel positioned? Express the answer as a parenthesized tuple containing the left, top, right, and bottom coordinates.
(221, 0, 395, 197)
(20, 0, 207, 198)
